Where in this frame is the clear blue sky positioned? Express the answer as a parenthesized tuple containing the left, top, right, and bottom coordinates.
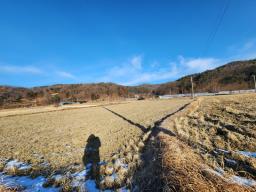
(0, 0, 256, 87)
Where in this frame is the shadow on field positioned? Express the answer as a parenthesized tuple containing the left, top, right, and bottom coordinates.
(103, 107, 147, 133)
(103, 104, 189, 137)
(103, 104, 191, 191)
(151, 126, 176, 137)
(82, 134, 101, 181)
(134, 103, 191, 191)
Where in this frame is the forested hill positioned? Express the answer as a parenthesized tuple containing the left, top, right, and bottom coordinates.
(154, 59, 256, 95)
(0, 59, 255, 108)
(0, 83, 157, 108)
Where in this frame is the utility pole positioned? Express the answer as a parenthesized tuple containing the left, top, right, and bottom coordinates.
(253, 75, 256, 93)
(191, 76, 194, 99)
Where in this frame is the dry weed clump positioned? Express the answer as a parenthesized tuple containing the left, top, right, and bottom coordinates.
(0, 159, 6, 172)
(99, 135, 148, 190)
(163, 135, 255, 192)
(138, 132, 255, 192)
(0, 185, 22, 192)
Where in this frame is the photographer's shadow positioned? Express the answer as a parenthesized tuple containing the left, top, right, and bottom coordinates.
(82, 134, 101, 180)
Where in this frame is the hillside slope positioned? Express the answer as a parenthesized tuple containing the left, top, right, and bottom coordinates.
(0, 83, 157, 108)
(0, 59, 255, 108)
(154, 59, 256, 95)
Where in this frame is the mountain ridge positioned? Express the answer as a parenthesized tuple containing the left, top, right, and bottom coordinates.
(1, 59, 256, 108)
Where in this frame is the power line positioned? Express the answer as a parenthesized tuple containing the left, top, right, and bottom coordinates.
(202, 0, 230, 56)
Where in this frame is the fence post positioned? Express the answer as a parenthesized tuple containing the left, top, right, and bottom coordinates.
(253, 75, 256, 93)
(191, 76, 194, 99)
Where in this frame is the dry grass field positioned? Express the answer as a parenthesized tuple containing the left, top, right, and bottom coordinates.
(1, 94, 255, 191)
(153, 93, 256, 191)
(143, 133, 255, 192)
(163, 94, 256, 177)
(170, 94, 256, 152)
(0, 98, 190, 173)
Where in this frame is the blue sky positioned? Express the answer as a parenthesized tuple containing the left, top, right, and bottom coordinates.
(0, 0, 256, 87)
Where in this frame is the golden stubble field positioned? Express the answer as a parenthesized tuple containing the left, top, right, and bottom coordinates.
(162, 94, 256, 182)
(135, 94, 256, 192)
(0, 98, 190, 171)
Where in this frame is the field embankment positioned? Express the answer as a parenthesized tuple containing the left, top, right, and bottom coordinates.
(135, 94, 256, 191)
